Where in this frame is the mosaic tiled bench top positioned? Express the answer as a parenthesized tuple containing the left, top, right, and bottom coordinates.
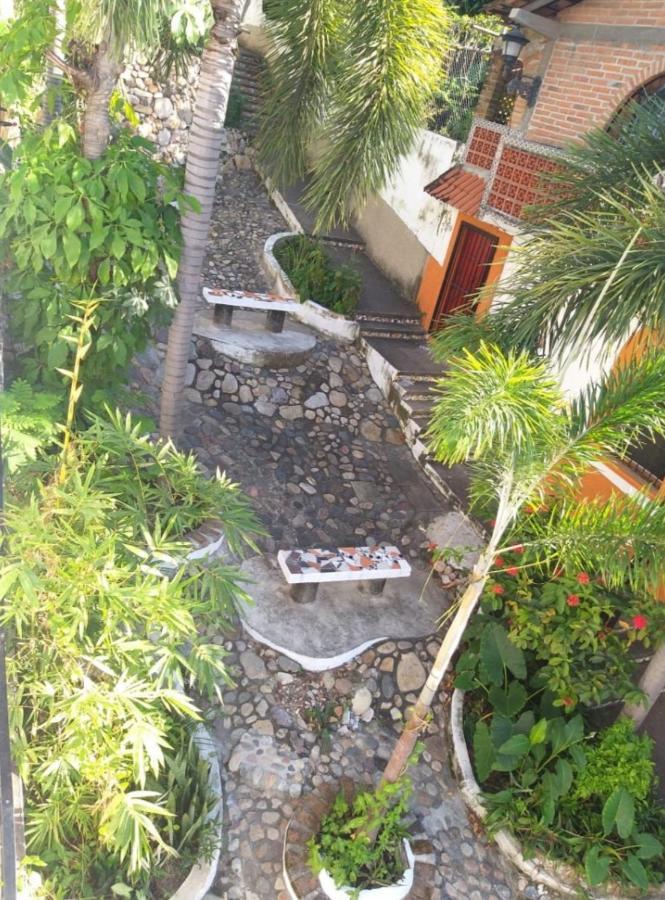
(277, 545, 412, 584)
(203, 287, 299, 313)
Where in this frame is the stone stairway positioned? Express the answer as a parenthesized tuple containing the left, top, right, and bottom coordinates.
(356, 311, 426, 343)
(231, 48, 264, 132)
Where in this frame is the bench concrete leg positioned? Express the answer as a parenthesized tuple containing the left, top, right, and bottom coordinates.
(214, 305, 234, 326)
(266, 310, 286, 333)
(368, 579, 387, 596)
(290, 582, 318, 603)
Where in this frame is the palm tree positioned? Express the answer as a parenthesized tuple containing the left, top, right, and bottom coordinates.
(159, 0, 450, 435)
(476, 99, 665, 364)
(159, 0, 243, 438)
(257, 0, 449, 231)
(381, 344, 665, 782)
(4, 0, 173, 159)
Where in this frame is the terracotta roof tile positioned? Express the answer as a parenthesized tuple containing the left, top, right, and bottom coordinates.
(424, 166, 487, 216)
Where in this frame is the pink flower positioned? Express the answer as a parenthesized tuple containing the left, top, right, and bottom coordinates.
(490, 584, 505, 595)
(576, 572, 590, 585)
(567, 594, 580, 607)
(505, 566, 519, 576)
(632, 615, 648, 630)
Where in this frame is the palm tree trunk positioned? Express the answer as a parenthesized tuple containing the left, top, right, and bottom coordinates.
(42, 0, 66, 126)
(623, 642, 665, 728)
(159, 0, 242, 438)
(382, 551, 492, 784)
(81, 29, 122, 160)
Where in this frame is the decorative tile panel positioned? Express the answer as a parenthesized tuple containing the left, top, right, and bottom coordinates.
(466, 125, 502, 170)
(487, 146, 560, 220)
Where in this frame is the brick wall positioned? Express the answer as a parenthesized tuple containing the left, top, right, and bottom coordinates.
(521, 0, 665, 145)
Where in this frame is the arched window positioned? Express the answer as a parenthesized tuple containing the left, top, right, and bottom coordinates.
(609, 73, 665, 134)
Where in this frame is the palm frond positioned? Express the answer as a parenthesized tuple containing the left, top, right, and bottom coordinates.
(256, 0, 344, 187)
(523, 495, 665, 595)
(426, 342, 564, 466)
(304, 0, 449, 230)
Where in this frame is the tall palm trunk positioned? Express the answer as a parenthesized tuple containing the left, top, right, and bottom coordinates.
(624, 643, 665, 728)
(382, 551, 493, 783)
(42, 0, 66, 126)
(81, 28, 122, 160)
(159, 0, 242, 438)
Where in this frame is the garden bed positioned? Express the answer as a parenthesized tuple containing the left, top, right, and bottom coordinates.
(262, 233, 360, 342)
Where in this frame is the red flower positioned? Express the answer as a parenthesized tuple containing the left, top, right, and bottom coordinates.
(494, 556, 505, 567)
(427, 541, 438, 551)
(567, 594, 580, 607)
(632, 615, 648, 630)
(490, 584, 505, 595)
(576, 572, 590, 584)
(514, 544, 525, 555)
(562, 697, 574, 708)
(487, 518, 497, 527)
(505, 566, 519, 576)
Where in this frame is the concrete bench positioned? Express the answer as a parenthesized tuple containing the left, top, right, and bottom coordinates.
(277, 544, 411, 603)
(203, 287, 300, 334)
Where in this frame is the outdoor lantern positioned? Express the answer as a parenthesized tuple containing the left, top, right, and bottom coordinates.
(500, 24, 541, 107)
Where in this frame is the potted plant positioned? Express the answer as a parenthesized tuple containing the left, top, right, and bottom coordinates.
(307, 776, 415, 900)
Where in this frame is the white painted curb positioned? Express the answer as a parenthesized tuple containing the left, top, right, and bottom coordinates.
(450, 689, 665, 899)
(169, 724, 223, 900)
(262, 233, 360, 343)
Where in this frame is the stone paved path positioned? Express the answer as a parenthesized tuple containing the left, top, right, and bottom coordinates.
(134, 168, 535, 899)
(207, 630, 531, 900)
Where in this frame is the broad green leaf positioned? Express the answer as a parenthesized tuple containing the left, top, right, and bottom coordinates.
(111, 234, 126, 259)
(63, 232, 81, 268)
(602, 787, 635, 839)
(98, 258, 111, 284)
(498, 734, 530, 756)
(622, 854, 649, 891)
(40, 230, 57, 259)
(89, 227, 107, 252)
(490, 714, 512, 749)
(66, 202, 85, 231)
(480, 623, 526, 686)
(54, 195, 72, 224)
(488, 681, 526, 717)
(47, 341, 68, 369)
(554, 758, 573, 796)
(584, 846, 611, 885)
(163, 250, 178, 280)
(472, 721, 494, 782)
(529, 718, 548, 746)
(634, 832, 663, 860)
(453, 671, 476, 691)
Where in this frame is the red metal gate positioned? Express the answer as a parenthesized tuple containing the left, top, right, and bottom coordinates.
(430, 223, 498, 331)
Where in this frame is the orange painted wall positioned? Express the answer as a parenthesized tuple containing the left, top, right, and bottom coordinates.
(415, 213, 512, 331)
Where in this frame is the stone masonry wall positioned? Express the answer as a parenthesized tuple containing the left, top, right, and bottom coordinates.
(119, 58, 251, 167)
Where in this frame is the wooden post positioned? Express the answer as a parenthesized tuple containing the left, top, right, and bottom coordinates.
(266, 310, 286, 333)
(214, 305, 234, 326)
(290, 582, 318, 603)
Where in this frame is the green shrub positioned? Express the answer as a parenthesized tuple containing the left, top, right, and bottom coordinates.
(574, 719, 656, 803)
(0, 121, 193, 403)
(2, 421, 258, 897)
(308, 777, 412, 897)
(274, 235, 361, 316)
(0, 378, 61, 473)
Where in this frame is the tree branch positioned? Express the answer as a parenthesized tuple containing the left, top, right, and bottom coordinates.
(45, 49, 92, 91)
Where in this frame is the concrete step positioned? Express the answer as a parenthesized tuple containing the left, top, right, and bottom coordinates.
(356, 312, 422, 326)
(360, 329, 425, 341)
(358, 319, 424, 337)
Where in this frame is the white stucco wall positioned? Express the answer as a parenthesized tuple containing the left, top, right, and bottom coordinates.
(377, 129, 460, 262)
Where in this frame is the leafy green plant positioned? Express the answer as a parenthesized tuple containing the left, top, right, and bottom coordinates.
(303, 700, 340, 753)
(274, 235, 361, 316)
(478, 547, 665, 709)
(574, 719, 656, 803)
(0, 378, 61, 473)
(0, 121, 193, 401)
(308, 777, 412, 897)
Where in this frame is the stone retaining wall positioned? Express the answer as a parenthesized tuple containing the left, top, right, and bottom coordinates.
(120, 58, 251, 168)
(183, 335, 405, 444)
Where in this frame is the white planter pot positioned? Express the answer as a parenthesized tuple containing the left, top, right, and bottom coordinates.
(318, 839, 414, 900)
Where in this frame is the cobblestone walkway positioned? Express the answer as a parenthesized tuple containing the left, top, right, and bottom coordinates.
(135, 168, 534, 898)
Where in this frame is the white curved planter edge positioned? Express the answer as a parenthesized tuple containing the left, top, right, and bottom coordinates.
(318, 839, 415, 899)
(262, 233, 360, 343)
(450, 689, 664, 900)
(169, 723, 224, 900)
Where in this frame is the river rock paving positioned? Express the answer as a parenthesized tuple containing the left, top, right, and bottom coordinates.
(133, 168, 538, 897)
(206, 631, 531, 900)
